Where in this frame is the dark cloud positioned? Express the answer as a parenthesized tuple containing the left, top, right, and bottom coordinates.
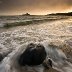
(0, 0, 72, 15)
(0, 1, 2, 3)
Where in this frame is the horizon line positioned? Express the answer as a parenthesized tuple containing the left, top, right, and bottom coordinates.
(0, 11, 72, 16)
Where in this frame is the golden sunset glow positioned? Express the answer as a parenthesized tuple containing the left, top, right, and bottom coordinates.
(0, 0, 72, 15)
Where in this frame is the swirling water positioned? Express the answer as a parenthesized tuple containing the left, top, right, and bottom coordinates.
(0, 16, 72, 72)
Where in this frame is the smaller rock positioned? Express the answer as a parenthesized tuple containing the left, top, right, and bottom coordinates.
(43, 58, 52, 69)
(0, 53, 3, 62)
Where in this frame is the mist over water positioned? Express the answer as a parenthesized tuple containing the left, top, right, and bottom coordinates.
(0, 16, 72, 72)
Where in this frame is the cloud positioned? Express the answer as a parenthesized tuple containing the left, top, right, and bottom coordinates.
(0, 1, 2, 4)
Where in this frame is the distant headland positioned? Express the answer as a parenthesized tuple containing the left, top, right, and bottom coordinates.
(48, 12, 72, 16)
(22, 13, 30, 16)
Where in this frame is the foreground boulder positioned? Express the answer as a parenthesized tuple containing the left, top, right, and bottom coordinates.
(18, 43, 47, 66)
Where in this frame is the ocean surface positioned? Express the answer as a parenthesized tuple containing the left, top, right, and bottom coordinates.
(0, 16, 72, 72)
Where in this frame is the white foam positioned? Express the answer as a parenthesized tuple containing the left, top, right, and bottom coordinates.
(0, 17, 72, 72)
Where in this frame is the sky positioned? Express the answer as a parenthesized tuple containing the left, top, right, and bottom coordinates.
(0, 0, 72, 15)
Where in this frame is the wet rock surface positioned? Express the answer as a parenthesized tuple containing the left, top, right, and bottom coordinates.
(0, 54, 3, 62)
(18, 43, 47, 66)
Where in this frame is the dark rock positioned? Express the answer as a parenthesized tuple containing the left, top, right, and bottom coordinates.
(0, 54, 3, 62)
(18, 43, 47, 66)
(0, 49, 13, 62)
(43, 59, 52, 69)
(48, 59, 52, 67)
